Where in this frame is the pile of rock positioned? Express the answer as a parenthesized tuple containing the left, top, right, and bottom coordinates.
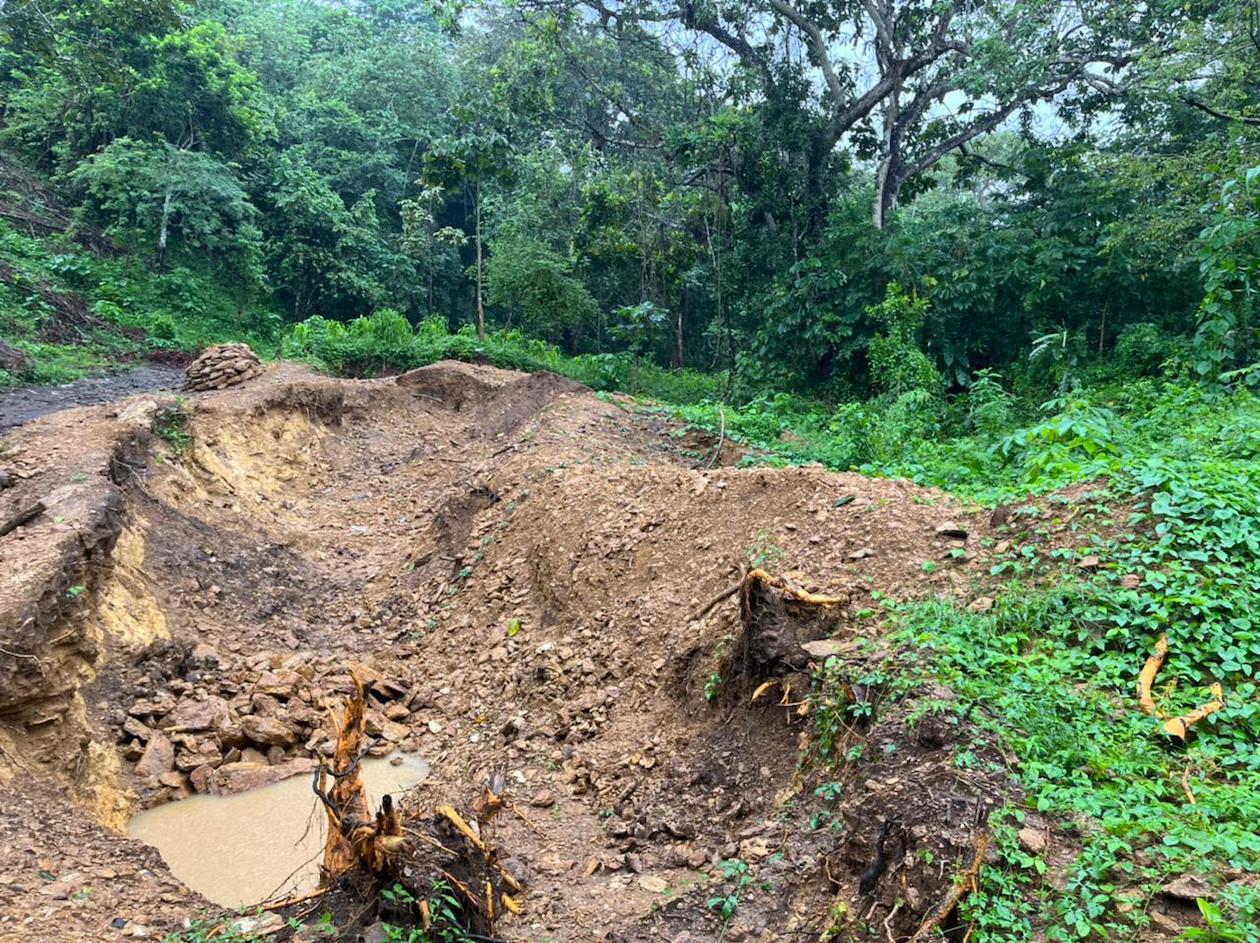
(115, 651, 430, 804)
(182, 342, 264, 392)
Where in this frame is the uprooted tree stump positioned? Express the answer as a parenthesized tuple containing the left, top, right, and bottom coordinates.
(303, 671, 522, 940)
(723, 567, 848, 682)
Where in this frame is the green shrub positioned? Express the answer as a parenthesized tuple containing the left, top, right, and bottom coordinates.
(281, 314, 726, 402)
(1114, 321, 1190, 377)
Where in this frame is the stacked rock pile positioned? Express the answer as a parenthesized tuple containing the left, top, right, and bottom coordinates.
(183, 343, 264, 391)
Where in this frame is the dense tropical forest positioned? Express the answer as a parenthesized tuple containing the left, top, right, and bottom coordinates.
(3, 1, 1260, 940)
(0, 0, 1256, 398)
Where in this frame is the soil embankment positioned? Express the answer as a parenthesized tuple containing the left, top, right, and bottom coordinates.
(0, 361, 1011, 942)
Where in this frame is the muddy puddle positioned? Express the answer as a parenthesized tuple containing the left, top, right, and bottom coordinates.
(126, 754, 429, 909)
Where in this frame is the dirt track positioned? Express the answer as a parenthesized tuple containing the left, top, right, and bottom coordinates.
(0, 361, 1042, 942)
(0, 366, 183, 432)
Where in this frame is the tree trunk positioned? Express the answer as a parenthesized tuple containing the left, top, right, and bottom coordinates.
(872, 162, 907, 230)
(872, 85, 903, 230)
(672, 303, 684, 370)
(157, 186, 172, 267)
(474, 180, 486, 341)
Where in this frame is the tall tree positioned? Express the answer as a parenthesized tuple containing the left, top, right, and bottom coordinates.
(538, 0, 1183, 227)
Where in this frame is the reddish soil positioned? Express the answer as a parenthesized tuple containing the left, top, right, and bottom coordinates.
(0, 361, 1194, 942)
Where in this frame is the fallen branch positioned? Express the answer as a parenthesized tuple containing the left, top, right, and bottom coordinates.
(0, 644, 46, 674)
(1181, 763, 1196, 805)
(437, 805, 489, 855)
(261, 886, 330, 912)
(0, 501, 45, 538)
(690, 579, 742, 623)
(693, 405, 727, 470)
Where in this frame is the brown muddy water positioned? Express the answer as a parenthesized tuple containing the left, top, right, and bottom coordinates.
(126, 753, 429, 908)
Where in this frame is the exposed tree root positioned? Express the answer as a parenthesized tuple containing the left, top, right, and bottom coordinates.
(1137, 634, 1168, 717)
(0, 500, 45, 538)
(739, 567, 847, 615)
(1136, 634, 1225, 739)
(1163, 685, 1224, 740)
(908, 832, 988, 942)
(305, 673, 522, 940)
(724, 568, 849, 683)
(1181, 763, 1197, 805)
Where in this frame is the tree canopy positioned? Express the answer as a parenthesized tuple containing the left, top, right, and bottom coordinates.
(1, 0, 1257, 393)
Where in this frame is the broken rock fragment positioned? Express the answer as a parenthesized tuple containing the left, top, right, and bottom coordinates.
(240, 714, 298, 746)
(134, 733, 175, 782)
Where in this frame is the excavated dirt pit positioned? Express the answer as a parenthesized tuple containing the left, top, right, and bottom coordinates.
(0, 361, 1067, 942)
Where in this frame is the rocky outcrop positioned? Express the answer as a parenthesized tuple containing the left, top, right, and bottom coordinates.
(115, 657, 425, 802)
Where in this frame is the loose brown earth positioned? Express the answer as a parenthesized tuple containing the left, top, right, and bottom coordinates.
(0, 362, 1194, 942)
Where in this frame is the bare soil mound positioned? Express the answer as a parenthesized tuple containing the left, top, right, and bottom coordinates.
(0, 360, 1019, 942)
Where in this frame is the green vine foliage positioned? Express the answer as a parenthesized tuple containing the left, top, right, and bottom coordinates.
(1195, 165, 1260, 384)
(865, 282, 942, 397)
(672, 373, 1260, 939)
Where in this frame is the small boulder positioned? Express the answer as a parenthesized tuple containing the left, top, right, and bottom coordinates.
(134, 733, 175, 782)
(1162, 874, 1214, 902)
(122, 717, 152, 741)
(935, 522, 969, 539)
(800, 639, 848, 660)
(187, 643, 221, 668)
(128, 694, 176, 719)
(1017, 827, 1047, 855)
(529, 789, 556, 809)
(189, 764, 216, 794)
(240, 714, 298, 747)
(254, 670, 301, 700)
(383, 702, 411, 721)
(201, 758, 315, 795)
(164, 696, 230, 732)
(379, 720, 408, 743)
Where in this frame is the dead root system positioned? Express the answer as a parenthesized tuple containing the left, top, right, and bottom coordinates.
(296, 672, 522, 941)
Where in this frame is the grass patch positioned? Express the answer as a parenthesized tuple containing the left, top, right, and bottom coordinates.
(0, 219, 283, 386)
